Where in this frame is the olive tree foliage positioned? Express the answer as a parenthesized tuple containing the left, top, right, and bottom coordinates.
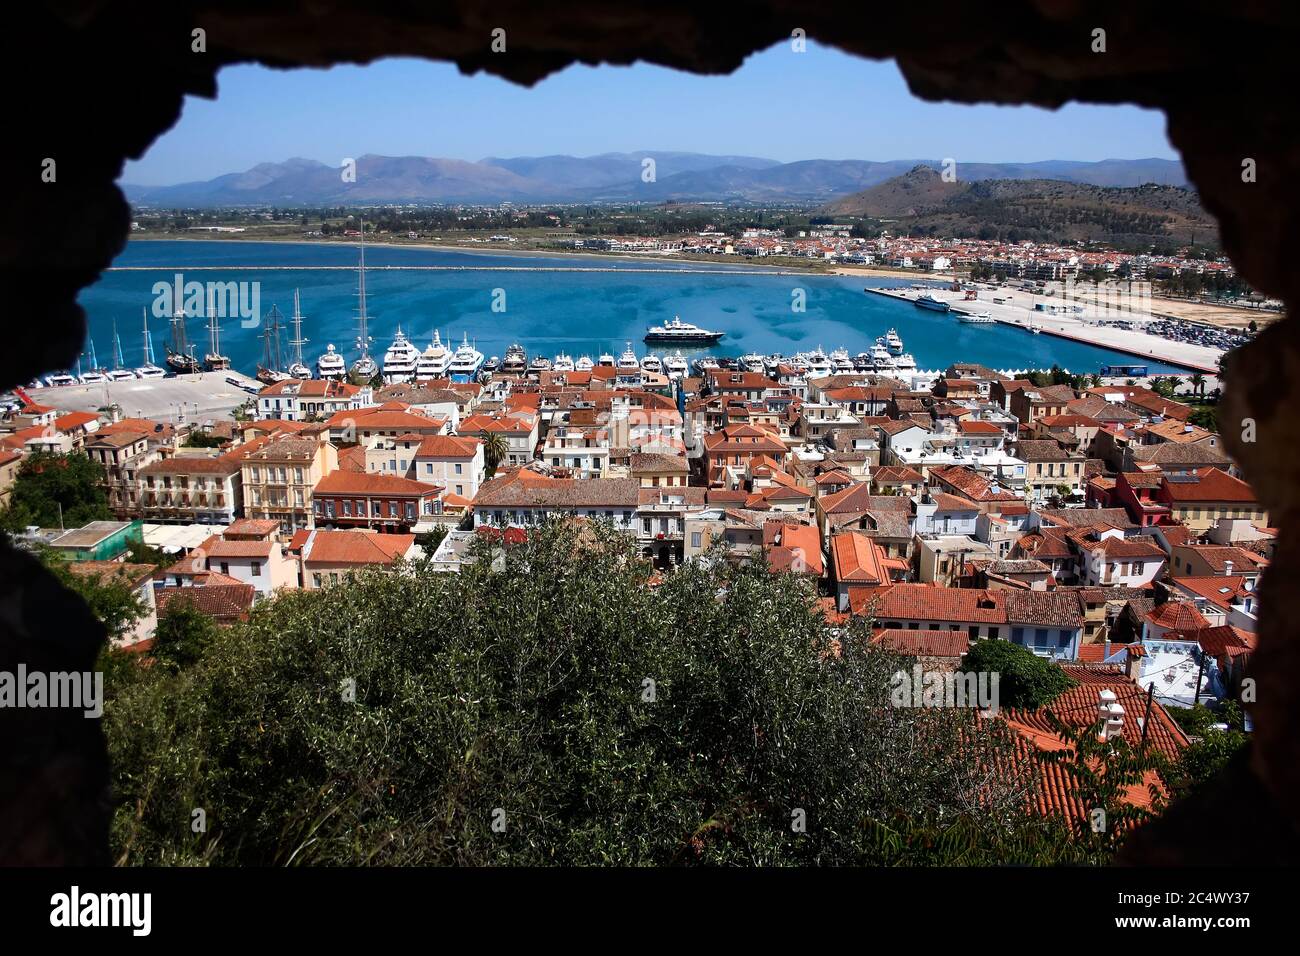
(105, 521, 1083, 865)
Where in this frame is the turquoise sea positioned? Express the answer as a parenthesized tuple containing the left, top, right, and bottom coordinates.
(75, 240, 1188, 376)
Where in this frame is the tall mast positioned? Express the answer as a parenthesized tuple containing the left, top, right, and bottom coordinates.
(141, 307, 156, 365)
(113, 318, 125, 368)
(88, 338, 99, 370)
(263, 305, 285, 372)
(207, 301, 222, 357)
(171, 306, 192, 356)
(290, 288, 308, 366)
(356, 221, 371, 361)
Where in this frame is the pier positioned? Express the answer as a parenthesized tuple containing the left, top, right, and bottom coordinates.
(865, 287, 1223, 374)
(25, 370, 261, 423)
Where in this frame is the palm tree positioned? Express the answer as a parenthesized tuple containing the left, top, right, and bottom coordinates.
(1190, 372, 1206, 397)
(482, 431, 508, 477)
(1166, 376, 1184, 396)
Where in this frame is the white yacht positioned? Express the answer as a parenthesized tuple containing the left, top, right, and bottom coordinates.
(915, 293, 950, 312)
(641, 353, 664, 376)
(870, 339, 894, 368)
(763, 353, 785, 375)
(739, 352, 765, 373)
(893, 352, 918, 371)
(381, 327, 419, 384)
(597, 351, 616, 368)
(448, 334, 485, 382)
(693, 355, 721, 375)
(853, 352, 875, 372)
(958, 311, 996, 324)
(44, 372, 77, 387)
(415, 330, 454, 379)
(830, 347, 854, 373)
(501, 343, 527, 375)
(885, 328, 904, 354)
(80, 369, 109, 385)
(134, 308, 166, 380)
(643, 315, 725, 344)
(108, 321, 137, 381)
(787, 354, 811, 373)
(803, 347, 832, 378)
(553, 352, 576, 373)
(528, 354, 552, 374)
(575, 355, 594, 372)
(616, 343, 641, 375)
(318, 344, 346, 381)
(664, 351, 689, 378)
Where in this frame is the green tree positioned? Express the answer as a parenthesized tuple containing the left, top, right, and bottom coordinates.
(0, 451, 111, 531)
(1188, 405, 1218, 432)
(104, 521, 1086, 866)
(1189, 373, 1206, 397)
(959, 639, 1077, 710)
(151, 598, 220, 672)
(125, 538, 171, 569)
(482, 432, 509, 476)
(39, 551, 144, 644)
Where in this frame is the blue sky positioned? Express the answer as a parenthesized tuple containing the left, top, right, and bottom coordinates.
(125, 42, 1177, 185)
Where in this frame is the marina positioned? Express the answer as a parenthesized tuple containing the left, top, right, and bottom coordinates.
(73, 241, 1208, 381)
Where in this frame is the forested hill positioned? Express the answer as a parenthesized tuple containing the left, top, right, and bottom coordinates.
(818, 165, 1216, 250)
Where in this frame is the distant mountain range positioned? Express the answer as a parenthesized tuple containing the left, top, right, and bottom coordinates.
(122, 152, 1188, 207)
(818, 164, 1215, 248)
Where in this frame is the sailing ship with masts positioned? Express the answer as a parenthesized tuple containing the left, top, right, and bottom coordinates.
(106, 319, 136, 381)
(257, 304, 291, 385)
(347, 226, 379, 385)
(165, 307, 200, 374)
(287, 289, 313, 379)
(203, 303, 231, 371)
(135, 307, 166, 378)
(80, 339, 108, 384)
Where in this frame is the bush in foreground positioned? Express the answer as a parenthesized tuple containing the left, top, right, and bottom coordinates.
(104, 523, 1096, 865)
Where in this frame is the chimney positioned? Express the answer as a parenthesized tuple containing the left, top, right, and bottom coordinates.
(1124, 646, 1143, 681)
(1223, 559, 1233, 577)
(1097, 688, 1125, 741)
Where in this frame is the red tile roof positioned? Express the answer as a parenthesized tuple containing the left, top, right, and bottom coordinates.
(849, 583, 1005, 623)
(302, 529, 415, 565)
(315, 471, 442, 497)
(1162, 467, 1257, 504)
(874, 628, 969, 658)
(1146, 600, 1212, 631)
(829, 530, 891, 585)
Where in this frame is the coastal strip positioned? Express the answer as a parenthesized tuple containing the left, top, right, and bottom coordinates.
(865, 287, 1221, 374)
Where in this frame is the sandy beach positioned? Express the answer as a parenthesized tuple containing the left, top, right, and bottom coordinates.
(832, 264, 955, 282)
